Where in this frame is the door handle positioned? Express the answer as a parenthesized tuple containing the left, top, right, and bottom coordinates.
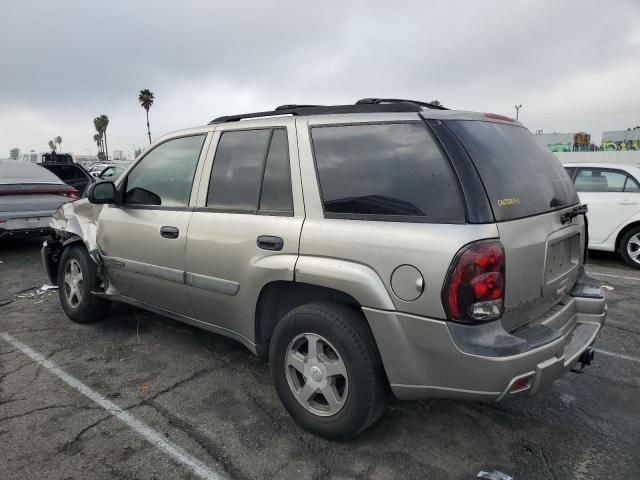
(160, 226, 180, 239)
(257, 235, 284, 251)
(617, 200, 638, 206)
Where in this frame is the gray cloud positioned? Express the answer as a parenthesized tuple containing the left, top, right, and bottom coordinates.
(1, 0, 639, 156)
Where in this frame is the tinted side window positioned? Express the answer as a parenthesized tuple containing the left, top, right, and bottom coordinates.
(259, 129, 293, 213)
(207, 129, 271, 211)
(311, 123, 464, 222)
(125, 135, 205, 207)
(575, 169, 626, 192)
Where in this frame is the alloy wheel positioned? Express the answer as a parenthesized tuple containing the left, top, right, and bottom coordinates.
(284, 333, 349, 417)
(63, 258, 84, 308)
(627, 233, 640, 266)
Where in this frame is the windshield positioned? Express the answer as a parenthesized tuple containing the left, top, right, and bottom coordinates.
(447, 120, 579, 221)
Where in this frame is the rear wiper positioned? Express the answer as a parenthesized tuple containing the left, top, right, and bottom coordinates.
(560, 204, 588, 225)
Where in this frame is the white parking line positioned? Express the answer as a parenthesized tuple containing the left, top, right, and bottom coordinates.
(0, 332, 226, 480)
(596, 348, 640, 364)
(587, 271, 640, 282)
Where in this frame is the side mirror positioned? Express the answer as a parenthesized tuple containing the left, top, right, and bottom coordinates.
(87, 181, 116, 204)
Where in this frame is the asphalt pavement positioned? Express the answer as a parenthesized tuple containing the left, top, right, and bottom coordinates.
(1, 238, 638, 480)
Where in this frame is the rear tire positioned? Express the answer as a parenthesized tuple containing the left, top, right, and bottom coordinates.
(57, 244, 110, 323)
(269, 302, 388, 440)
(619, 226, 640, 269)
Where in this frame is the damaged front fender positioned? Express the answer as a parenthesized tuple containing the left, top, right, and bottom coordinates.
(50, 198, 104, 251)
(44, 199, 105, 285)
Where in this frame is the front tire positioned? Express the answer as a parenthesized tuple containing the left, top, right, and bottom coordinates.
(58, 244, 110, 323)
(269, 302, 388, 440)
(619, 226, 640, 269)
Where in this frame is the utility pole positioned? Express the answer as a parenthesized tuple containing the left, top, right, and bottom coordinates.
(515, 104, 522, 120)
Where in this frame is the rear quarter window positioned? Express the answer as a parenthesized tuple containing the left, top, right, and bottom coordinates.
(447, 121, 579, 221)
(310, 122, 465, 223)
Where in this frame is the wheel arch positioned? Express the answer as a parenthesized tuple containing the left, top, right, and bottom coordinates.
(255, 281, 371, 358)
(615, 220, 640, 252)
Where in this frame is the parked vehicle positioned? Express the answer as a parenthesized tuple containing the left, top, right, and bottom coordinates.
(0, 160, 79, 239)
(41, 162, 95, 197)
(16, 152, 74, 164)
(87, 163, 113, 176)
(96, 165, 126, 181)
(564, 163, 640, 268)
(43, 99, 606, 439)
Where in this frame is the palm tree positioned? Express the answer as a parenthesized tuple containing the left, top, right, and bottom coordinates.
(93, 117, 103, 151)
(48, 140, 56, 152)
(93, 133, 102, 154)
(99, 115, 109, 160)
(55, 136, 62, 152)
(138, 89, 154, 144)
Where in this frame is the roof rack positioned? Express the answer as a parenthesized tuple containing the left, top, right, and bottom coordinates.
(274, 104, 324, 111)
(209, 98, 441, 124)
(356, 98, 448, 110)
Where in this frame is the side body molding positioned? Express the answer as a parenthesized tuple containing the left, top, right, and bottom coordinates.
(294, 256, 395, 310)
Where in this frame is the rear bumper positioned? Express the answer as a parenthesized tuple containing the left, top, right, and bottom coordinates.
(0, 226, 53, 239)
(364, 282, 606, 401)
(0, 215, 53, 239)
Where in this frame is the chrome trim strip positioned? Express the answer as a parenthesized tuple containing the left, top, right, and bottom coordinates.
(185, 272, 239, 296)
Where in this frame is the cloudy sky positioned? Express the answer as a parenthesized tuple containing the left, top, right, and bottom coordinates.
(1, 0, 639, 158)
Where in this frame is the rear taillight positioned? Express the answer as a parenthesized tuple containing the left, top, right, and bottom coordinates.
(0, 187, 79, 200)
(60, 188, 80, 199)
(443, 240, 505, 323)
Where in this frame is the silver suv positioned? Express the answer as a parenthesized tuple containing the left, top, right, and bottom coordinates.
(43, 99, 606, 439)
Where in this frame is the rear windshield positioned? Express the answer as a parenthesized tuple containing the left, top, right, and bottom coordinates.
(43, 164, 88, 181)
(447, 120, 579, 221)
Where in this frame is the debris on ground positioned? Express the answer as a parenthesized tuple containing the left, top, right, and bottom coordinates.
(0, 284, 59, 307)
(16, 284, 58, 299)
(477, 471, 513, 480)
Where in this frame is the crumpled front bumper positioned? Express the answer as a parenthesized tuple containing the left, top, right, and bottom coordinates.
(364, 270, 606, 401)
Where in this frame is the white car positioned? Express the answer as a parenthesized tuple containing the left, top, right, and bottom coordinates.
(564, 163, 640, 268)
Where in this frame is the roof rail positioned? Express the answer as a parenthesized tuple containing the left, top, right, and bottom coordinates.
(356, 98, 448, 110)
(275, 104, 324, 111)
(209, 102, 424, 124)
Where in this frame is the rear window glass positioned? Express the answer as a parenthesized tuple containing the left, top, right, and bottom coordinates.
(448, 121, 579, 221)
(44, 164, 88, 181)
(311, 123, 465, 223)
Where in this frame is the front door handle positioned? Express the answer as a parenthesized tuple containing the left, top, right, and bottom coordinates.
(160, 226, 180, 239)
(257, 235, 284, 251)
(617, 200, 638, 206)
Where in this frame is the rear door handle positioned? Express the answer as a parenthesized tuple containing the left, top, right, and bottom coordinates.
(257, 235, 284, 251)
(160, 226, 180, 239)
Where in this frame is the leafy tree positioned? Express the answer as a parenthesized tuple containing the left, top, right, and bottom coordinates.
(48, 140, 56, 152)
(55, 136, 62, 152)
(138, 89, 154, 144)
(9, 147, 20, 160)
(429, 100, 442, 107)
